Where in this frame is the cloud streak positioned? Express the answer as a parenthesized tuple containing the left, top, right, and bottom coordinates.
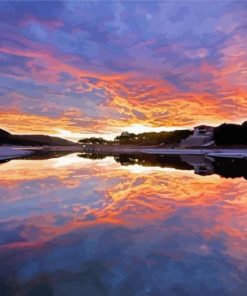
(0, 1, 247, 138)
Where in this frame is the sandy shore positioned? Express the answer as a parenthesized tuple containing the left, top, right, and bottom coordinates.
(0, 146, 33, 160)
(140, 147, 247, 157)
(1, 145, 247, 161)
(0, 145, 83, 160)
(19, 145, 82, 152)
(88, 145, 247, 158)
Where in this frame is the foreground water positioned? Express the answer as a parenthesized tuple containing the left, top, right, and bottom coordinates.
(0, 153, 246, 296)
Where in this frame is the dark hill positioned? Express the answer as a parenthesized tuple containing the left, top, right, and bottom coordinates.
(0, 128, 75, 146)
(213, 121, 247, 145)
(0, 129, 11, 139)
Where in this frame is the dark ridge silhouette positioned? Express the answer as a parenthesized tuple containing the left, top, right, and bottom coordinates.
(0, 128, 75, 146)
(213, 121, 247, 145)
(0, 129, 11, 139)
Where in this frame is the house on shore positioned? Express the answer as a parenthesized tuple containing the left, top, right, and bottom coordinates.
(180, 125, 215, 148)
(193, 125, 214, 136)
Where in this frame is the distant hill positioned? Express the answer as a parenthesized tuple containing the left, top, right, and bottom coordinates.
(0, 128, 76, 146)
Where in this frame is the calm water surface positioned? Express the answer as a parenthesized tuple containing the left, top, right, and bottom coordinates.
(0, 153, 246, 296)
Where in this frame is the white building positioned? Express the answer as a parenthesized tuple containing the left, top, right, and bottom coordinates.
(193, 125, 214, 136)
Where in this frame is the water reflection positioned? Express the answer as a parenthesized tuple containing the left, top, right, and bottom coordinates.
(78, 151, 247, 180)
(2, 150, 247, 180)
(0, 152, 246, 295)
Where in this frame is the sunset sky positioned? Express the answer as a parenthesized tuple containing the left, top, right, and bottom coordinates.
(0, 0, 247, 140)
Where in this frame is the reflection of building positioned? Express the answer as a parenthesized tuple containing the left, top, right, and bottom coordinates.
(193, 125, 214, 136)
(194, 163, 214, 176)
(180, 155, 214, 176)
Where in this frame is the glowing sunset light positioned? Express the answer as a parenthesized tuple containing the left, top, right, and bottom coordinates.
(53, 125, 189, 142)
(119, 164, 191, 174)
(54, 124, 194, 142)
(53, 129, 114, 142)
(52, 153, 115, 167)
(54, 128, 119, 141)
(123, 124, 189, 135)
(0, 1, 247, 136)
(1, 2, 247, 295)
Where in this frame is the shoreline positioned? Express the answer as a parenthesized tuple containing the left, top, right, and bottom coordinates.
(1, 145, 247, 162)
(84, 144, 247, 158)
(0, 146, 33, 161)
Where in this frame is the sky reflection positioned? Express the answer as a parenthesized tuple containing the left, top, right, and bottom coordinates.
(0, 154, 246, 295)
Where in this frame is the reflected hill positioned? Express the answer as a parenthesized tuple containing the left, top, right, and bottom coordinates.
(22, 150, 74, 160)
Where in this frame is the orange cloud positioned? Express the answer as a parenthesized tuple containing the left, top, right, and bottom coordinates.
(1, 155, 246, 253)
(1, 29, 247, 137)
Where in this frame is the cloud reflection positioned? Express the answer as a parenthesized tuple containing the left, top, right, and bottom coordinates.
(0, 154, 246, 294)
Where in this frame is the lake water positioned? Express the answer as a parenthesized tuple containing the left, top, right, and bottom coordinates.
(0, 153, 246, 296)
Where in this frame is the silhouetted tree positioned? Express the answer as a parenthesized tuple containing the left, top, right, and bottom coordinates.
(213, 122, 247, 145)
(114, 130, 192, 146)
(78, 137, 108, 144)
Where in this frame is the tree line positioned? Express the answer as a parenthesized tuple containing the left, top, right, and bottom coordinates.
(213, 121, 247, 145)
(78, 130, 192, 147)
